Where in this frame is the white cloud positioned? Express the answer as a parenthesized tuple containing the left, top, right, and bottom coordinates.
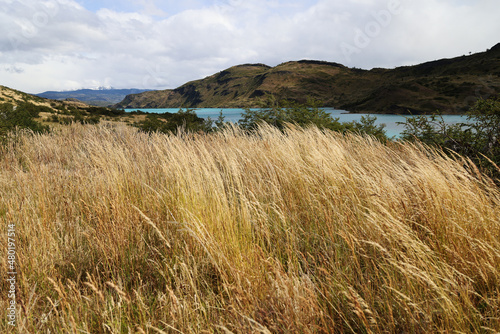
(0, 0, 498, 93)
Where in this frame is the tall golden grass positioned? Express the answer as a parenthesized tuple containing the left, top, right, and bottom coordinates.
(0, 123, 499, 333)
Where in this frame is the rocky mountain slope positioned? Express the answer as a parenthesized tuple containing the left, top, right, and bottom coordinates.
(116, 43, 500, 114)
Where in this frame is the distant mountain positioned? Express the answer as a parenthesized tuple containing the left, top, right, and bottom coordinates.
(37, 88, 151, 107)
(115, 44, 500, 114)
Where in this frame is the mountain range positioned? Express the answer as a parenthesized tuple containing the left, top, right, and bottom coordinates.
(36, 88, 151, 107)
(115, 43, 500, 114)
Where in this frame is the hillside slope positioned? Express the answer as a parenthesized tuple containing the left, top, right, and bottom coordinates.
(1, 85, 90, 110)
(0, 85, 126, 122)
(116, 44, 500, 114)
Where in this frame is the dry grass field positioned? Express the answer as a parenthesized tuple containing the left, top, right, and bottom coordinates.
(0, 123, 499, 333)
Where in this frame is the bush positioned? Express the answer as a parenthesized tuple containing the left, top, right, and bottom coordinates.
(87, 106, 125, 117)
(0, 102, 49, 140)
(399, 95, 500, 178)
(239, 96, 388, 141)
(84, 115, 101, 125)
(342, 115, 389, 142)
(135, 115, 169, 133)
(49, 115, 60, 123)
(135, 108, 213, 134)
(239, 97, 335, 130)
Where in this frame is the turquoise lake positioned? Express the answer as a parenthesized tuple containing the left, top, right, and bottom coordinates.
(125, 108, 468, 138)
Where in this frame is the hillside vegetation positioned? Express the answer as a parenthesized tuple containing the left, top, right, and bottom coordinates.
(0, 86, 132, 131)
(1, 124, 499, 333)
(115, 43, 500, 114)
(1, 85, 89, 111)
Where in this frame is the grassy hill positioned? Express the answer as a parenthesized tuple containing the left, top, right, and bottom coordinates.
(115, 44, 500, 114)
(1, 85, 94, 111)
(0, 85, 133, 129)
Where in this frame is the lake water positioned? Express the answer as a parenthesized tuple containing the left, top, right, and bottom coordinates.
(125, 108, 468, 138)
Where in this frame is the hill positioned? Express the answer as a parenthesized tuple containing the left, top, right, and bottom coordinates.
(115, 44, 500, 114)
(0, 85, 126, 125)
(36, 88, 151, 107)
(1, 85, 89, 110)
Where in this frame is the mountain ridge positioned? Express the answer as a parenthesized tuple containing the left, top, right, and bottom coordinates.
(37, 88, 151, 107)
(115, 44, 500, 114)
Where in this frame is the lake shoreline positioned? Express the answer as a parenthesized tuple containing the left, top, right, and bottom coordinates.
(125, 108, 468, 138)
(125, 108, 464, 116)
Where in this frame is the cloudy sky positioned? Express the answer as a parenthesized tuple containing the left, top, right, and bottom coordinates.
(0, 0, 498, 94)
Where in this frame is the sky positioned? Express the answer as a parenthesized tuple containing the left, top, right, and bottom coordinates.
(0, 0, 499, 94)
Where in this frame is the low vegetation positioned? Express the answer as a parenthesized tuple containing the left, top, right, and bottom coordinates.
(239, 97, 388, 142)
(0, 101, 130, 141)
(0, 102, 50, 140)
(400, 95, 500, 178)
(133, 108, 215, 135)
(131, 99, 388, 141)
(0, 121, 499, 333)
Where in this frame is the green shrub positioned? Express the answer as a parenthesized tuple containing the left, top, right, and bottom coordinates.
(135, 108, 213, 134)
(399, 95, 500, 178)
(87, 106, 125, 117)
(49, 115, 60, 123)
(239, 96, 388, 141)
(84, 115, 101, 125)
(0, 102, 49, 140)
